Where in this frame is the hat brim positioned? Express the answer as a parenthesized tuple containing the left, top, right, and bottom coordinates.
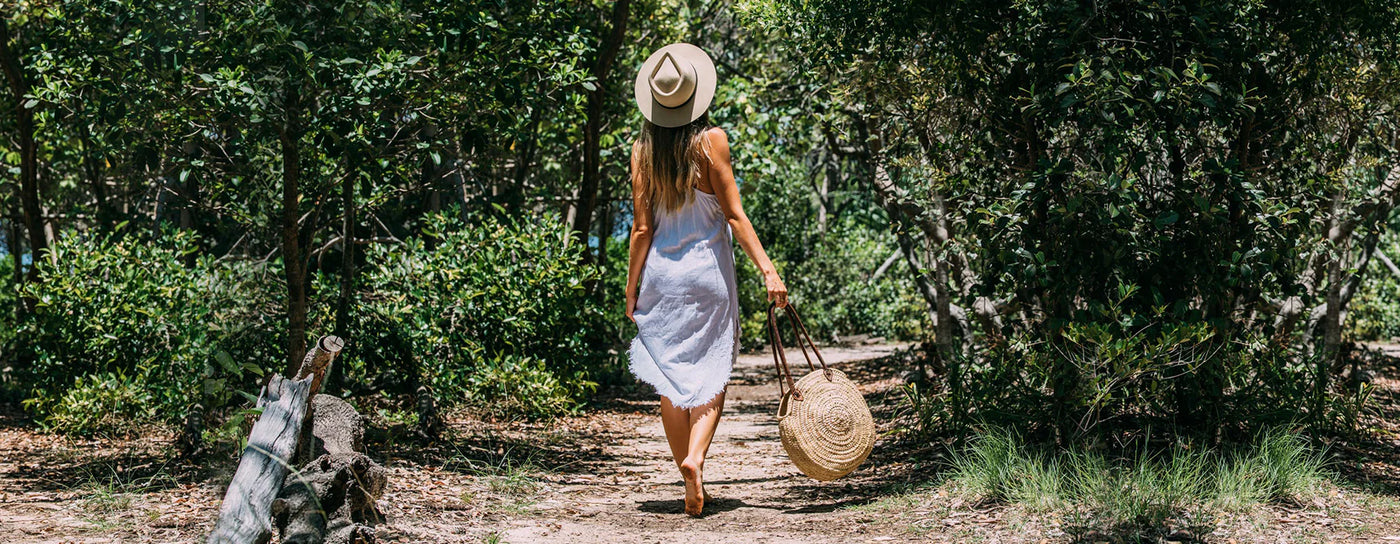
(634, 43, 717, 128)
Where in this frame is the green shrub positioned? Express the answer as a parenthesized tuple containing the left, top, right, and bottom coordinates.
(350, 211, 608, 418)
(1348, 234, 1400, 341)
(465, 354, 577, 420)
(785, 219, 926, 340)
(26, 372, 157, 436)
(736, 218, 927, 348)
(905, 280, 1351, 440)
(16, 229, 282, 434)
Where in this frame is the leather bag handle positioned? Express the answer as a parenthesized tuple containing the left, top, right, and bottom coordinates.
(767, 301, 833, 402)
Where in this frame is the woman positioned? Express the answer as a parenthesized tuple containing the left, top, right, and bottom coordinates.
(625, 43, 787, 517)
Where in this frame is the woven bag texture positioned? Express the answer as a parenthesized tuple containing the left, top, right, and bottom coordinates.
(777, 368, 875, 481)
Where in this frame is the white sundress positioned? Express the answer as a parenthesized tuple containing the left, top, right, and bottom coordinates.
(628, 188, 740, 409)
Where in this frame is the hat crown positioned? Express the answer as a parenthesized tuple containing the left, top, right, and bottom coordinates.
(648, 52, 696, 108)
(634, 43, 715, 127)
(652, 54, 684, 94)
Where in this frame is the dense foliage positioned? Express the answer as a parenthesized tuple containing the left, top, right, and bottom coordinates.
(339, 212, 609, 419)
(1347, 232, 1400, 342)
(6, 213, 610, 433)
(1, 0, 1397, 448)
(745, 0, 1400, 442)
(15, 230, 282, 434)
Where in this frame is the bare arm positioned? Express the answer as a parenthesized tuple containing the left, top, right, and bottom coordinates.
(704, 128, 788, 307)
(625, 141, 653, 322)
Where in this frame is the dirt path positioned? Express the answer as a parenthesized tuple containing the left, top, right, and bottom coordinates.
(497, 343, 915, 544)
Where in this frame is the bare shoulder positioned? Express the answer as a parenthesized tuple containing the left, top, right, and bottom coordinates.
(704, 126, 730, 147)
(704, 127, 731, 162)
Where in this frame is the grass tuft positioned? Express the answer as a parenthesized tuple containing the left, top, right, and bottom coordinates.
(452, 453, 547, 515)
(1214, 427, 1328, 511)
(948, 426, 1329, 535)
(948, 428, 1066, 512)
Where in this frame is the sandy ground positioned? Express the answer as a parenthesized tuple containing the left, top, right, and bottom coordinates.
(496, 343, 916, 544)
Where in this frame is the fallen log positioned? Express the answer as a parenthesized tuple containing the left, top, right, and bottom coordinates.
(208, 335, 345, 544)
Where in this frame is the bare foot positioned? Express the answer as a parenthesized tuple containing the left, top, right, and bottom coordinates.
(680, 458, 704, 516)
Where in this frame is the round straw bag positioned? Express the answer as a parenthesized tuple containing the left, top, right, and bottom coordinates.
(768, 303, 875, 481)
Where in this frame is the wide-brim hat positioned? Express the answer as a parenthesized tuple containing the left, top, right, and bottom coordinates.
(634, 43, 716, 128)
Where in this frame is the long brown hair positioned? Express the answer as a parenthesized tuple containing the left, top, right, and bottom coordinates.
(634, 114, 712, 213)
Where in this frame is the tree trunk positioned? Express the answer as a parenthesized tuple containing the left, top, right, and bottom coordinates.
(929, 193, 954, 364)
(6, 219, 21, 308)
(78, 123, 114, 232)
(181, 170, 200, 267)
(817, 157, 831, 232)
(0, 18, 47, 282)
(328, 171, 356, 395)
(593, 196, 613, 301)
(1317, 240, 1345, 418)
(897, 231, 940, 329)
(451, 156, 471, 227)
(391, 326, 439, 439)
(281, 122, 307, 377)
(1309, 184, 1347, 414)
(570, 0, 632, 248)
(509, 110, 540, 211)
(178, 403, 205, 459)
(1375, 249, 1400, 280)
(868, 156, 959, 357)
(871, 248, 901, 280)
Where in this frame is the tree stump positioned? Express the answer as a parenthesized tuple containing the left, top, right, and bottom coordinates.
(307, 395, 365, 457)
(207, 335, 387, 544)
(276, 395, 386, 544)
(207, 336, 344, 544)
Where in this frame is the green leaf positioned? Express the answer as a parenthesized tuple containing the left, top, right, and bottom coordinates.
(215, 350, 239, 374)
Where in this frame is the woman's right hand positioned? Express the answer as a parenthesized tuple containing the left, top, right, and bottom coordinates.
(626, 293, 638, 323)
(765, 271, 788, 308)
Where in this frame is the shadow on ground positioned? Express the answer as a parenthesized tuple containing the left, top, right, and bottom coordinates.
(638, 496, 753, 516)
(1333, 343, 1400, 497)
(0, 405, 214, 495)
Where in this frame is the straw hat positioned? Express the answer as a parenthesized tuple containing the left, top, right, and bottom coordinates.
(634, 43, 717, 128)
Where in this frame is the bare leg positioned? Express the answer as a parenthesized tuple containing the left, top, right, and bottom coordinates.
(659, 396, 691, 471)
(661, 396, 704, 515)
(680, 391, 726, 516)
